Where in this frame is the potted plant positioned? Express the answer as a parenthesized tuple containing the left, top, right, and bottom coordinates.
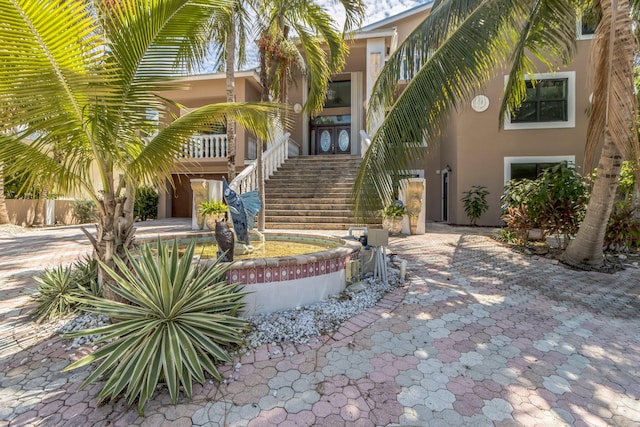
(379, 200, 408, 234)
(199, 199, 228, 230)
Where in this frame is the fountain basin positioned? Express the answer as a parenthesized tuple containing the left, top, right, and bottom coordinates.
(138, 231, 361, 315)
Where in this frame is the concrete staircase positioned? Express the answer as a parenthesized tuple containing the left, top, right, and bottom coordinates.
(264, 155, 377, 230)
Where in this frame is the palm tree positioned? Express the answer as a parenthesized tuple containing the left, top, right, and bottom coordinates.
(210, 0, 252, 181)
(0, 0, 279, 291)
(252, 0, 365, 230)
(355, 0, 639, 269)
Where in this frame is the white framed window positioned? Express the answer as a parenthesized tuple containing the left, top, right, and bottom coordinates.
(504, 155, 575, 183)
(503, 71, 576, 130)
(577, 6, 597, 40)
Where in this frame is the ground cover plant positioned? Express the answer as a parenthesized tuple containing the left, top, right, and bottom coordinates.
(63, 240, 248, 415)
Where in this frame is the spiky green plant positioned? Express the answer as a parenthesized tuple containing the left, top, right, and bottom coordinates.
(73, 256, 101, 300)
(63, 240, 248, 414)
(31, 265, 80, 323)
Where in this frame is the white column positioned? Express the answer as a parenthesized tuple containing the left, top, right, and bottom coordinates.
(350, 71, 363, 156)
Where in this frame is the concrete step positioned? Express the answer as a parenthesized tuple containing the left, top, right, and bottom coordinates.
(264, 154, 363, 230)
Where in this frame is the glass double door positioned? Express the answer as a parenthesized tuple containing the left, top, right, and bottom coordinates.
(311, 125, 351, 155)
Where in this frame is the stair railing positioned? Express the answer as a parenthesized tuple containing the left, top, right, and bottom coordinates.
(229, 132, 292, 194)
(360, 130, 371, 158)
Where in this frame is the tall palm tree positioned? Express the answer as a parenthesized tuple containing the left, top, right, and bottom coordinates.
(0, 0, 279, 286)
(209, 0, 252, 181)
(252, 0, 365, 230)
(355, 0, 639, 269)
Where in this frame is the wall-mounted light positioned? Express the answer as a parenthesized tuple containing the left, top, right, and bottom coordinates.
(293, 103, 302, 114)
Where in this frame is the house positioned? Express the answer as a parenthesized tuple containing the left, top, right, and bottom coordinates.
(158, 2, 593, 228)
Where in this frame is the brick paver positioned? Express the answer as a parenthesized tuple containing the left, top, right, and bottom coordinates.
(0, 220, 638, 426)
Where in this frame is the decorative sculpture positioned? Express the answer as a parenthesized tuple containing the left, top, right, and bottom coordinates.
(214, 219, 235, 262)
(222, 177, 262, 246)
(406, 180, 424, 235)
(190, 179, 209, 230)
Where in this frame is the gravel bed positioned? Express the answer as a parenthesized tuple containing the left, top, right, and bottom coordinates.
(57, 263, 404, 352)
(244, 267, 403, 348)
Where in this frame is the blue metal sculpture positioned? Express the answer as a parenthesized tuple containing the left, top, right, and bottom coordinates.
(222, 177, 262, 246)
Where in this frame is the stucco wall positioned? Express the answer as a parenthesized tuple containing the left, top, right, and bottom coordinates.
(440, 40, 592, 226)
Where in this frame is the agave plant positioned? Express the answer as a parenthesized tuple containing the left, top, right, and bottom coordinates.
(63, 240, 248, 414)
(31, 265, 80, 323)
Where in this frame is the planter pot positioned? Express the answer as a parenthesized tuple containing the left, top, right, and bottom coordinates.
(382, 217, 403, 234)
(205, 213, 226, 230)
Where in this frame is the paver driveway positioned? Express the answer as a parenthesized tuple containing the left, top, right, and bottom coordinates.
(0, 220, 638, 426)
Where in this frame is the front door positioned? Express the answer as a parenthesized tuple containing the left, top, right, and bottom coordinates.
(311, 125, 351, 155)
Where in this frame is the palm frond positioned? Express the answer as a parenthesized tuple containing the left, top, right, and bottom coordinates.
(128, 102, 284, 184)
(500, 0, 580, 123)
(355, 0, 530, 218)
(585, 0, 638, 169)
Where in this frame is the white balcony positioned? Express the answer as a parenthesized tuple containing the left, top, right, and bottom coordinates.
(178, 134, 227, 160)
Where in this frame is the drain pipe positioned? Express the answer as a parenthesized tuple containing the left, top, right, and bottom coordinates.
(390, 254, 408, 281)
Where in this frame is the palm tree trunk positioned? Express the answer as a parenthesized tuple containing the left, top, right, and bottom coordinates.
(33, 183, 48, 226)
(0, 164, 9, 225)
(564, 131, 622, 268)
(226, 17, 237, 181)
(257, 43, 270, 232)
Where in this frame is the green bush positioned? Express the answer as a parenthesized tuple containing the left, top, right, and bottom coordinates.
(533, 163, 588, 248)
(72, 199, 97, 224)
(30, 257, 101, 322)
(501, 163, 588, 248)
(63, 240, 249, 414)
(605, 202, 640, 252)
(30, 265, 80, 323)
(134, 186, 158, 221)
(461, 185, 490, 225)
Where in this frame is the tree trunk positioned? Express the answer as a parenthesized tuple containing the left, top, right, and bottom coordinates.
(257, 43, 269, 231)
(226, 18, 237, 181)
(33, 183, 48, 226)
(88, 185, 136, 302)
(564, 131, 622, 268)
(0, 164, 10, 225)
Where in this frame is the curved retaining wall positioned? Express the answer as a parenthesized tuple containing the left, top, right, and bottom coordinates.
(139, 232, 361, 315)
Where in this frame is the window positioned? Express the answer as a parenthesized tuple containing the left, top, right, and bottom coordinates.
(324, 81, 351, 108)
(578, 4, 598, 39)
(511, 79, 568, 123)
(510, 162, 558, 181)
(504, 156, 575, 183)
(504, 72, 575, 130)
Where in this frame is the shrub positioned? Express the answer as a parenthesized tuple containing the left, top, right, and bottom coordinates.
(199, 199, 228, 216)
(605, 202, 640, 252)
(501, 163, 587, 248)
(461, 185, 490, 225)
(532, 163, 588, 249)
(500, 179, 539, 242)
(73, 256, 101, 300)
(379, 200, 407, 218)
(30, 265, 80, 323)
(134, 186, 158, 221)
(63, 240, 249, 414)
(72, 199, 97, 224)
(30, 257, 101, 322)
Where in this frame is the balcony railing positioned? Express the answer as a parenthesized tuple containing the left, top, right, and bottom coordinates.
(230, 132, 292, 194)
(178, 134, 227, 159)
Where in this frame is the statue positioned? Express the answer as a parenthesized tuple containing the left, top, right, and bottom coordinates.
(214, 219, 235, 262)
(190, 179, 209, 230)
(222, 177, 262, 251)
(406, 180, 424, 235)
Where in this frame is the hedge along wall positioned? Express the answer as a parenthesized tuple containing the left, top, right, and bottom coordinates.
(5, 199, 77, 226)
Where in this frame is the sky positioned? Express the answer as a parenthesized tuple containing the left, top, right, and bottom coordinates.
(205, 0, 428, 72)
